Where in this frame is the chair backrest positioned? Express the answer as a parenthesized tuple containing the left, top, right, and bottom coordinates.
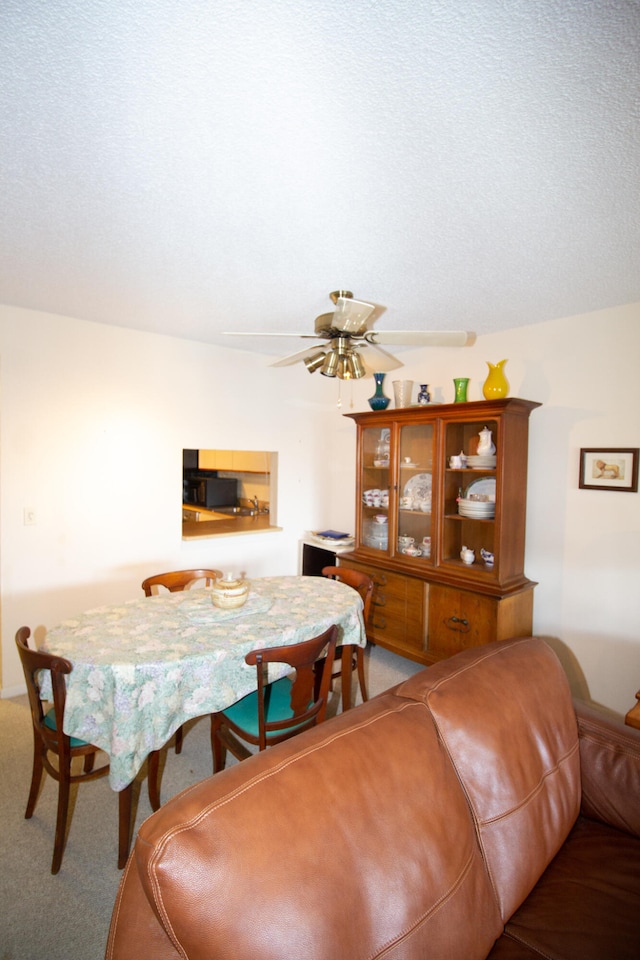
(247, 623, 339, 750)
(321, 566, 373, 622)
(15, 626, 74, 758)
(141, 568, 223, 596)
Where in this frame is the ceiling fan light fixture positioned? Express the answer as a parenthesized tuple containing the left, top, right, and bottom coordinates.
(304, 351, 326, 373)
(320, 349, 340, 377)
(338, 354, 351, 379)
(349, 351, 366, 379)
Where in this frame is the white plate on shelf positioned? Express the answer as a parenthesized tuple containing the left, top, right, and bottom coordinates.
(404, 472, 432, 501)
(458, 501, 495, 517)
(464, 477, 496, 501)
(400, 462, 418, 468)
(466, 456, 496, 468)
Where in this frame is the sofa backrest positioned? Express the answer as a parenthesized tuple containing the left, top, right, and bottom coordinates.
(108, 693, 503, 960)
(396, 636, 581, 921)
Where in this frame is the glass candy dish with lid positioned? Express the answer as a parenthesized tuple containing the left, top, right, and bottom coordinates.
(211, 573, 249, 609)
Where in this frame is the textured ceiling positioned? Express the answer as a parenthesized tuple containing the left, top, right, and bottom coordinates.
(1, 0, 638, 355)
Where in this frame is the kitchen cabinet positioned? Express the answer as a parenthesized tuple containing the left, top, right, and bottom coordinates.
(198, 450, 271, 473)
(339, 398, 539, 664)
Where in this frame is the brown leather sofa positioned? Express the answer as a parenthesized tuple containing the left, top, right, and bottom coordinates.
(106, 637, 640, 959)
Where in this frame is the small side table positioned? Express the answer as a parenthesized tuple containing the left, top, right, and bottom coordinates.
(624, 691, 640, 730)
(299, 533, 355, 576)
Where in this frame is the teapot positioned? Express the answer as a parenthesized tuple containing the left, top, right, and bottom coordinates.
(460, 546, 475, 565)
(477, 426, 496, 456)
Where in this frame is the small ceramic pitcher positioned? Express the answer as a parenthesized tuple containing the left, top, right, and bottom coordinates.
(460, 546, 475, 565)
(477, 427, 496, 456)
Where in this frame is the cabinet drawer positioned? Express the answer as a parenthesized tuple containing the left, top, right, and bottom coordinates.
(428, 585, 497, 659)
(428, 584, 534, 661)
(339, 559, 427, 660)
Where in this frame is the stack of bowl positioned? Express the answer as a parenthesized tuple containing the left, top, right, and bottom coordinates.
(466, 454, 496, 469)
(458, 498, 495, 519)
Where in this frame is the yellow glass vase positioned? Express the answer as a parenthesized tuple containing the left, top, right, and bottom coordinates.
(482, 359, 509, 400)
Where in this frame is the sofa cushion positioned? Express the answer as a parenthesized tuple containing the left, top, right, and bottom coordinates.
(129, 694, 503, 960)
(485, 816, 640, 960)
(396, 638, 581, 922)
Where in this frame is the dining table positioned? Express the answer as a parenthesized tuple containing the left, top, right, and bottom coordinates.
(40, 574, 366, 867)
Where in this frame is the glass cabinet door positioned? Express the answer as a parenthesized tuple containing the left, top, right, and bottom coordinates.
(360, 426, 390, 552)
(395, 422, 434, 561)
(441, 417, 498, 574)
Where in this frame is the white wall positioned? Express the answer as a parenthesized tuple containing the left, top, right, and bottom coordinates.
(0, 306, 340, 693)
(2, 301, 639, 716)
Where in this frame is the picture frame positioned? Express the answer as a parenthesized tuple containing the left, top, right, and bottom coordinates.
(579, 448, 639, 492)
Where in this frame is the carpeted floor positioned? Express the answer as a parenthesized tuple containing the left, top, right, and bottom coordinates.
(0, 644, 423, 960)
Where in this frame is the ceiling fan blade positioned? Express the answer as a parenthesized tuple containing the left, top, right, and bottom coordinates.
(223, 331, 323, 339)
(358, 343, 404, 374)
(332, 297, 376, 334)
(368, 330, 476, 347)
(269, 344, 326, 367)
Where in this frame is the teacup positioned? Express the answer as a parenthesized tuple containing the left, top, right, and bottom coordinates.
(398, 536, 415, 549)
(373, 514, 388, 524)
(404, 546, 421, 557)
(421, 536, 431, 557)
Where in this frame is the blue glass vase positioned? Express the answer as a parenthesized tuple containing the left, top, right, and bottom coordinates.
(368, 372, 390, 410)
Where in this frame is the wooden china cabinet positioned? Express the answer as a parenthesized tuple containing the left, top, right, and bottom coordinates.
(339, 398, 540, 665)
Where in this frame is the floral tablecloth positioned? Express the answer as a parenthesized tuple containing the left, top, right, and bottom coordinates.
(41, 576, 365, 790)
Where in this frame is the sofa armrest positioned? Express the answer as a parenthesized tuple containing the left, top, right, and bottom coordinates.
(575, 698, 640, 838)
(106, 852, 182, 960)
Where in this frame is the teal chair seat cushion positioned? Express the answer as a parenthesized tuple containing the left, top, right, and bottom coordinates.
(223, 676, 310, 738)
(43, 706, 89, 749)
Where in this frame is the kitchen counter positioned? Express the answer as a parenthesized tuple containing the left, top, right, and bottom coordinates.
(182, 511, 279, 539)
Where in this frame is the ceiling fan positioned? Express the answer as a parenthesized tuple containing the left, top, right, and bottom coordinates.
(224, 291, 475, 380)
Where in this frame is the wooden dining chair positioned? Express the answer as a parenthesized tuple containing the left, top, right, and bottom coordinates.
(141, 567, 222, 757)
(142, 568, 224, 810)
(211, 624, 338, 773)
(320, 566, 373, 706)
(15, 626, 111, 874)
(141, 568, 223, 596)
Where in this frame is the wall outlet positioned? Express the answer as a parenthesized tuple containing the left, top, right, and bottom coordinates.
(23, 507, 36, 526)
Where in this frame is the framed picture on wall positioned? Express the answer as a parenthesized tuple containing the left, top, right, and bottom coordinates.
(579, 448, 639, 492)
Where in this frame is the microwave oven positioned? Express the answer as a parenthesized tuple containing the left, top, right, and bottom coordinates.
(184, 476, 238, 509)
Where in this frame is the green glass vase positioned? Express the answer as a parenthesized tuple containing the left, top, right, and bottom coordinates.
(453, 377, 469, 403)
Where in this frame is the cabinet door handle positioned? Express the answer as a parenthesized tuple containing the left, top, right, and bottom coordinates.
(372, 594, 386, 607)
(372, 615, 387, 630)
(445, 616, 470, 633)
